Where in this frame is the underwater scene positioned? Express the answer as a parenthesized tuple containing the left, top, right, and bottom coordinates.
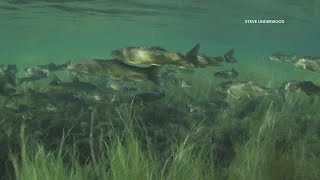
(1, 0, 320, 179)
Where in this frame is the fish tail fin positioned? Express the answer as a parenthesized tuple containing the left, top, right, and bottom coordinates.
(147, 66, 161, 85)
(185, 43, 200, 63)
(49, 75, 61, 86)
(16, 78, 25, 86)
(64, 60, 72, 68)
(224, 49, 237, 63)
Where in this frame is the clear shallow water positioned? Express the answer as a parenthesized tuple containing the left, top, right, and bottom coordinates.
(0, 0, 319, 89)
(1, 0, 319, 64)
(1, 1, 320, 179)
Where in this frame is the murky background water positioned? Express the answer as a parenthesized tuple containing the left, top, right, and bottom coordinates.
(1, 0, 320, 87)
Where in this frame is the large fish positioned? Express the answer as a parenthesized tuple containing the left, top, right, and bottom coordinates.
(49, 76, 97, 92)
(67, 59, 161, 85)
(216, 81, 272, 99)
(18, 62, 69, 85)
(111, 43, 200, 66)
(294, 56, 320, 73)
(17, 67, 50, 85)
(176, 49, 237, 68)
(134, 90, 165, 103)
(214, 68, 239, 78)
(0, 64, 17, 96)
(281, 80, 320, 96)
(37, 62, 69, 72)
(269, 52, 297, 62)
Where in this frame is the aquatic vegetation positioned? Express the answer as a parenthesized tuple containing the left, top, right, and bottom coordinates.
(1, 61, 320, 180)
(1, 1, 319, 179)
(228, 98, 320, 180)
(2, 91, 319, 180)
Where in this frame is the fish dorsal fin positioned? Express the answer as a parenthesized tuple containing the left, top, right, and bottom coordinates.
(185, 43, 200, 63)
(224, 49, 237, 63)
(149, 46, 167, 51)
(51, 74, 60, 81)
(49, 74, 62, 86)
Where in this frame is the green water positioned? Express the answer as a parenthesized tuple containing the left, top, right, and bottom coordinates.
(1, 1, 320, 180)
(1, 0, 320, 83)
